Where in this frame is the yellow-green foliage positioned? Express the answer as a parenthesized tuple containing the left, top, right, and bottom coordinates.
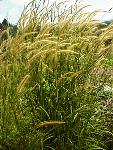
(1, 0, 113, 149)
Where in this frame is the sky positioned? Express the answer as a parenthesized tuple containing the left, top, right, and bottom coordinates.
(0, 0, 113, 24)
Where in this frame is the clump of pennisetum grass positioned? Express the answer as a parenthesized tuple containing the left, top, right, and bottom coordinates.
(1, 0, 113, 149)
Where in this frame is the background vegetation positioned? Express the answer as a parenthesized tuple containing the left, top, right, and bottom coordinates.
(0, 0, 113, 149)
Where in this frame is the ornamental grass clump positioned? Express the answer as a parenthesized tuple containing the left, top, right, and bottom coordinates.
(1, 0, 113, 149)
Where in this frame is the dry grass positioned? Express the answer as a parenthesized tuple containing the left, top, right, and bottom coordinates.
(1, 0, 113, 149)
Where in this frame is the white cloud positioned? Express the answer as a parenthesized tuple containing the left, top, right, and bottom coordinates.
(9, 0, 31, 6)
(0, 0, 8, 21)
(8, 7, 21, 23)
(0, 0, 32, 23)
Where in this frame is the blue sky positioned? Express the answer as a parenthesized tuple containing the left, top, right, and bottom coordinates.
(0, 0, 113, 24)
